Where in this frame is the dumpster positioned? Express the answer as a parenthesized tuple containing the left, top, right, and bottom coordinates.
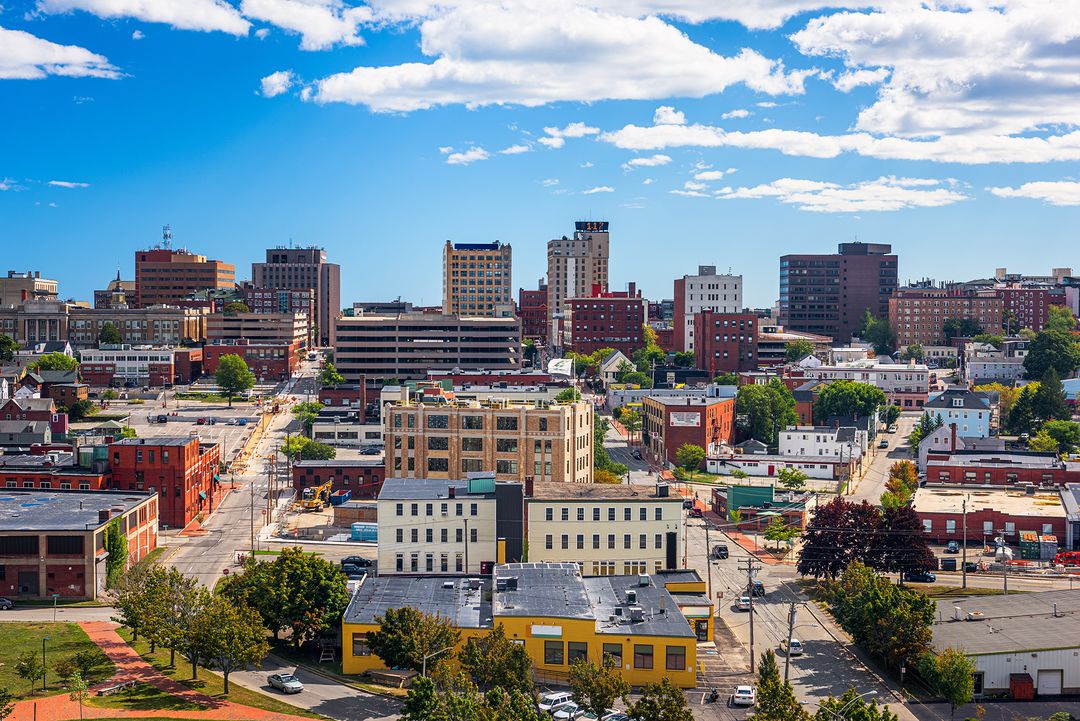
(940, 557, 957, 571)
(330, 489, 352, 506)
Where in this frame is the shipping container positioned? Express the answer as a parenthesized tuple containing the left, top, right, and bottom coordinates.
(351, 521, 378, 542)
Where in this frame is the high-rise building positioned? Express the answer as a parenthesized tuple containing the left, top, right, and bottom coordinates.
(673, 266, 742, 352)
(889, 287, 1003, 346)
(442, 241, 513, 317)
(0, 271, 58, 307)
(779, 242, 898, 343)
(547, 221, 610, 349)
(252, 246, 341, 346)
(135, 245, 235, 309)
(565, 283, 647, 357)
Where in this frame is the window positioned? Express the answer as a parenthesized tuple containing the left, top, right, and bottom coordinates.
(576, 534, 584, 550)
(545, 534, 553, 550)
(655, 507, 663, 521)
(425, 529, 433, 543)
(602, 643, 622, 667)
(561, 535, 569, 549)
(608, 508, 615, 521)
(623, 534, 631, 549)
(496, 416, 518, 431)
(639, 534, 647, 549)
(462, 416, 483, 430)
(455, 553, 463, 572)
(456, 503, 463, 516)
(496, 460, 518, 474)
(441, 528, 448, 543)
(983, 521, 993, 534)
(470, 503, 478, 516)
(923, 519, 932, 533)
(47, 536, 83, 555)
(470, 528, 478, 543)
(665, 646, 686, 671)
(395, 554, 403, 572)
(593, 508, 601, 521)
(1005, 522, 1015, 535)
(639, 508, 647, 521)
(496, 439, 517, 453)
(577, 508, 585, 521)
(633, 644, 653, 669)
(655, 534, 663, 549)
(946, 520, 956, 534)
(608, 534, 615, 549)
(592, 534, 600, 549)
(462, 459, 484, 473)
(411, 529, 418, 543)
(462, 437, 483, 452)
(396, 529, 403, 543)
(351, 633, 371, 657)
(425, 554, 434, 572)
(567, 642, 588, 664)
(546, 507, 553, 521)
(427, 415, 448, 429)
(428, 437, 449, 450)
(1043, 523, 1053, 535)
(624, 508, 631, 521)
(544, 641, 564, 665)
(561, 508, 569, 521)
(440, 554, 448, 572)
(456, 528, 464, 543)
(411, 503, 419, 516)
(428, 458, 449, 472)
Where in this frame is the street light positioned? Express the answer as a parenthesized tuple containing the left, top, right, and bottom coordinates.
(422, 646, 454, 677)
(807, 691, 879, 720)
(42, 636, 50, 691)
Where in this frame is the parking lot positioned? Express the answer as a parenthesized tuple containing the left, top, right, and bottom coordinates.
(114, 398, 266, 467)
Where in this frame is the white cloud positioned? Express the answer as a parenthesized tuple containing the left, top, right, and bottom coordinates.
(37, 0, 250, 35)
(255, 27, 271, 38)
(601, 121, 1080, 164)
(580, 161, 594, 168)
(239, 0, 371, 50)
(0, 178, 21, 191)
(583, 185, 614, 194)
(131, 29, 144, 40)
(622, 153, 671, 169)
(715, 175, 969, 212)
(259, 70, 295, 97)
(309, 1, 815, 111)
(832, 67, 888, 93)
(683, 180, 707, 190)
(539, 122, 599, 149)
(542, 178, 560, 186)
(498, 144, 531, 154)
(670, 188, 709, 197)
(438, 146, 454, 154)
(694, 169, 726, 180)
(0, 26, 119, 80)
(48, 180, 90, 188)
(446, 146, 489, 165)
(721, 109, 750, 119)
(642, 178, 653, 185)
(757, 101, 779, 108)
(653, 106, 685, 125)
(989, 181, 1080, 207)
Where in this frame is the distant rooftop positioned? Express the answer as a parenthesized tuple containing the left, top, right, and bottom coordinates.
(112, 437, 200, 447)
(932, 590, 1080, 656)
(0, 490, 154, 531)
(448, 241, 506, 251)
(343, 575, 490, 629)
(913, 486, 1065, 518)
(528, 482, 680, 502)
(377, 476, 505, 501)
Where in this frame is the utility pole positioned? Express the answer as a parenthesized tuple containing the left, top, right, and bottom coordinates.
(738, 558, 762, 673)
(250, 467, 256, 555)
(704, 517, 713, 601)
(464, 518, 470, 573)
(999, 526, 1009, 595)
(783, 601, 802, 684)
(961, 495, 968, 589)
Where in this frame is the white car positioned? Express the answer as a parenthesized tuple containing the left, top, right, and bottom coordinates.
(553, 702, 583, 720)
(267, 673, 304, 694)
(538, 691, 574, 712)
(731, 685, 756, 707)
(780, 638, 804, 656)
(735, 595, 752, 611)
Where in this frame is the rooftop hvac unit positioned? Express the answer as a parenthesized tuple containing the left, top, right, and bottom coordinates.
(638, 573, 650, 587)
(626, 589, 637, 605)
(613, 606, 623, 617)
(628, 606, 645, 622)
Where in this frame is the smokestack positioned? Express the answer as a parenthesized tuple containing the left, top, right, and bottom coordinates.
(951, 423, 957, 453)
(524, 475, 534, 497)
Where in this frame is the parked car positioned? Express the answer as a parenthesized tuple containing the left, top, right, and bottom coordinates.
(0, 597, 14, 610)
(601, 714, 630, 721)
(903, 570, 937, 583)
(341, 556, 373, 568)
(196, 417, 207, 425)
(945, 541, 960, 554)
(730, 685, 756, 707)
(735, 595, 752, 611)
(267, 673, 304, 694)
(779, 638, 804, 656)
(1019, 432, 1030, 443)
(538, 692, 574, 712)
(631, 449, 643, 460)
(747, 580, 765, 596)
(682, 499, 694, 509)
(887, 424, 898, 433)
(964, 561, 979, 573)
(237, 418, 249, 426)
(878, 438, 889, 449)
(553, 702, 583, 720)
(578, 710, 616, 721)
(155, 414, 169, 423)
(340, 564, 366, 580)
(226, 418, 238, 425)
(688, 506, 703, 518)
(712, 544, 729, 560)
(360, 446, 381, 456)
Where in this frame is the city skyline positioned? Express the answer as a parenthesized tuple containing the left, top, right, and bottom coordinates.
(2, 1, 1079, 309)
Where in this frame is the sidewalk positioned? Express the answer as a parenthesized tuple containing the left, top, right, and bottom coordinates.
(10, 621, 312, 721)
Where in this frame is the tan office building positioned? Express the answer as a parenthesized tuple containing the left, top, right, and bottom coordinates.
(0, 302, 207, 348)
(135, 247, 235, 308)
(207, 311, 309, 348)
(0, 271, 58, 307)
(443, 241, 512, 317)
(547, 221, 609, 348)
(383, 392, 593, 484)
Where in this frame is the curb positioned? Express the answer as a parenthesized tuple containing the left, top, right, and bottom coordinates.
(274, 654, 403, 700)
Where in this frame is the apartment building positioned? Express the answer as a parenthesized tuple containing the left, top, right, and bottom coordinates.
(889, 287, 1004, 346)
(692, 310, 758, 375)
(375, 476, 524, 576)
(780, 242, 898, 342)
(547, 221, 610, 348)
(525, 481, 683, 576)
(673, 266, 742, 352)
(964, 340, 1030, 384)
(134, 246, 235, 308)
(382, 389, 593, 483)
(565, 283, 647, 357)
(242, 287, 315, 325)
(251, 246, 340, 346)
(333, 313, 521, 383)
(207, 311, 309, 348)
(442, 241, 513, 317)
(924, 387, 992, 438)
(801, 360, 930, 408)
(0, 271, 58, 307)
(518, 282, 548, 342)
(642, 394, 736, 465)
(108, 437, 223, 529)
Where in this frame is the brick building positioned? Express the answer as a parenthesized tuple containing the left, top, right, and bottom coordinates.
(925, 450, 1080, 487)
(252, 246, 340, 346)
(242, 286, 315, 324)
(889, 287, 1004, 347)
(780, 242, 898, 342)
(292, 459, 385, 500)
(913, 486, 1067, 545)
(642, 395, 736, 468)
(518, 285, 548, 343)
(135, 246, 235, 308)
(318, 384, 366, 409)
(0, 397, 67, 438)
(108, 437, 222, 529)
(0, 453, 108, 491)
(997, 285, 1051, 333)
(48, 383, 89, 406)
(202, 340, 300, 382)
(692, 310, 758, 376)
(565, 283, 647, 357)
(79, 346, 203, 387)
(207, 312, 309, 349)
(0, 489, 157, 600)
(426, 370, 555, 387)
(673, 266, 742, 353)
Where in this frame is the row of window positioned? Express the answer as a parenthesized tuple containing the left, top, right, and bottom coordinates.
(546, 533, 666, 551)
(923, 519, 1054, 535)
(395, 526, 478, 544)
(544, 506, 667, 522)
(391, 457, 531, 474)
(395, 551, 464, 573)
(542, 640, 685, 671)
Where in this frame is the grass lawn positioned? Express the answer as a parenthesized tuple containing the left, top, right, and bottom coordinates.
(85, 683, 205, 712)
(117, 629, 325, 719)
(0, 622, 115, 699)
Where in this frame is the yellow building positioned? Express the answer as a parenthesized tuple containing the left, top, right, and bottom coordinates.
(341, 563, 712, 688)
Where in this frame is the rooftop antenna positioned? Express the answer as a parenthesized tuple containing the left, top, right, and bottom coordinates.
(162, 224, 172, 249)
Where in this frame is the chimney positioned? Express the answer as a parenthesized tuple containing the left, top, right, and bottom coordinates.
(20, 289, 27, 302)
(950, 423, 957, 453)
(524, 475, 534, 497)
(448, 486, 456, 499)
(98, 509, 111, 523)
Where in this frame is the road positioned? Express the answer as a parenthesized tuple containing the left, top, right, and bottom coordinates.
(848, 411, 920, 504)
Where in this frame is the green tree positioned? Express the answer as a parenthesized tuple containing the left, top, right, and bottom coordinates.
(1006, 383, 1040, 435)
(318, 362, 345, 388)
(217, 559, 285, 638)
(883, 404, 901, 426)
(672, 351, 695, 367)
(104, 517, 128, 589)
(813, 688, 899, 721)
(282, 435, 336, 460)
(762, 516, 800, 550)
(68, 672, 89, 720)
(65, 399, 95, 422)
(1032, 367, 1071, 425)
(0, 334, 18, 362)
(459, 624, 533, 695)
(522, 339, 538, 366)
(401, 675, 441, 721)
(776, 467, 807, 491)
(622, 409, 643, 445)
(675, 443, 706, 477)
(111, 563, 160, 644)
(737, 380, 798, 446)
(0, 686, 15, 720)
(943, 317, 983, 341)
(291, 401, 325, 431)
(195, 595, 270, 694)
(1028, 430, 1060, 453)
(1024, 329, 1080, 380)
(1041, 420, 1080, 454)
(919, 648, 975, 720)
(861, 311, 897, 355)
(619, 370, 653, 388)
(813, 380, 887, 424)
(172, 582, 212, 678)
(98, 322, 122, 345)
(30, 352, 78, 372)
(555, 387, 582, 403)
(626, 678, 693, 721)
(14, 651, 44, 694)
(223, 302, 250, 314)
(975, 382, 1021, 418)
(899, 344, 924, 361)
(214, 354, 256, 406)
(1046, 305, 1078, 333)
(752, 650, 809, 721)
(785, 339, 816, 363)
(729, 468, 748, 480)
(483, 686, 544, 721)
(908, 411, 944, 454)
(366, 607, 460, 674)
(71, 649, 106, 680)
(972, 333, 1004, 348)
(569, 658, 631, 718)
(712, 373, 738, 385)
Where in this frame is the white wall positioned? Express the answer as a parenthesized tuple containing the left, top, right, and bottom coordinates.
(972, 647, 1080, 695)
(377, 496, 497, 575)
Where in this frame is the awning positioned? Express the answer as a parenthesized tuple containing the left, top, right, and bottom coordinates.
(198, 491, 207, 500)
(213, 475, 220, 482)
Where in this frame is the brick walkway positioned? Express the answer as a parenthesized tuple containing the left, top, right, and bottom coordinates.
(9, 622, 312, 721)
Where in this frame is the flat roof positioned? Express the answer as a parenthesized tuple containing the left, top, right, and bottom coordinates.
(377, 477, 493, 501)
(343, 576, 490, 629)
(112, 437, 196, 447)
(913, 487, 1065, 518)
(527, 482, 681, 502)
(584, 575, 695, 638)
(493, 563, 593, 622)
(927, 452, 1063, 470)
(932, 590, 1080, 656)
(0, 489, 154, 531)
(294, 459, 383, 468)
(645, 396, 730, 406)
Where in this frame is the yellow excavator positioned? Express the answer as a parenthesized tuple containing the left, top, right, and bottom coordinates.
(300, 480, 333, 511)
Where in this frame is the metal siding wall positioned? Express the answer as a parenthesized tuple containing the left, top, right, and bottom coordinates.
(975, 648, 1080, 693)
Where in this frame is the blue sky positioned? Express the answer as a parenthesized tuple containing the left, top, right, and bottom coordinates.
(2, 0, 1079, 310)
